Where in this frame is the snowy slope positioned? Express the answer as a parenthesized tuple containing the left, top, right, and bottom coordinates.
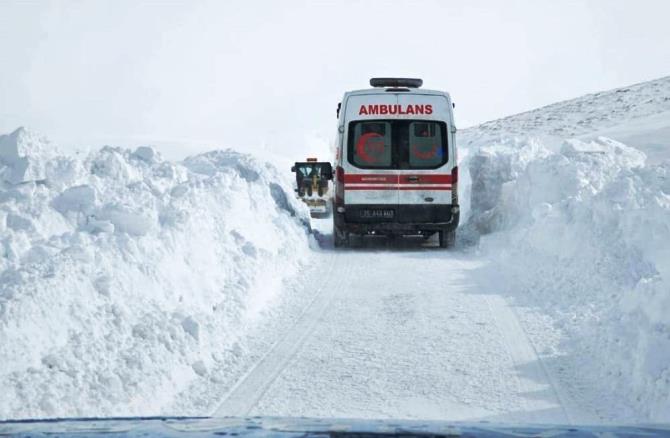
(0, 128, 312, 419)
(460, 76, 670, 422)
(462, 75, 670, 162)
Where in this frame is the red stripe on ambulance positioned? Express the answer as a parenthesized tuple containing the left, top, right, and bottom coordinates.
(345, 174, 453, 190)
(345, 186, 398, 191)
(346, 185, 452, 191)
(345, 174, 453, 184)
(398, 186, 451, 190)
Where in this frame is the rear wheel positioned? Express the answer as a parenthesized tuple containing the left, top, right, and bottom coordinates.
(438, 229, 455, 248)
(333, 222, 349, 248)
(334, 230, 349, 248)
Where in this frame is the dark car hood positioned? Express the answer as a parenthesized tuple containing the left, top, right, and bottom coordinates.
(1, 416, 668, 437)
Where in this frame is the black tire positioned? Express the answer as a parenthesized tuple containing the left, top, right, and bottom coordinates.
(438, 229, 456, 248)
(333, 224, 349, 248)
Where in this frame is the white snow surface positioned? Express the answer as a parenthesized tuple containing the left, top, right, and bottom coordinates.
(0, 128, 311, 419)
(460, 76, 670, 422)
(1, 75, 669, 425)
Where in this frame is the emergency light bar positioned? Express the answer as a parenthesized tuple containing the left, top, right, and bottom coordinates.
(370, 78, 423, 88)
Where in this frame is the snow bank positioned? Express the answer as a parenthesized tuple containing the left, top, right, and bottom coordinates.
(465, 132, 670, 421)
(0, 128, 311, 419)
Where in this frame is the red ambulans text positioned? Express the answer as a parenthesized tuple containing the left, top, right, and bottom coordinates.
(358, 104, 433, 116)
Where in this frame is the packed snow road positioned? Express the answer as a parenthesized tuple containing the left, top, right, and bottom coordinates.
(213, 220, 579, 423)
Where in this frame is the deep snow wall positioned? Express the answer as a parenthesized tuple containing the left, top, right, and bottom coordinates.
(0, 128, 311, 419)
(461, 76, 670, 422)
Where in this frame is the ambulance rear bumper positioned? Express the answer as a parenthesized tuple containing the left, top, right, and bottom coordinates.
(335, 204, 460, 234)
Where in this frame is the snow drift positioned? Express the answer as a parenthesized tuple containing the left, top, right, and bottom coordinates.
(0, 128, 311, 419)
(462, 76, 670, 422)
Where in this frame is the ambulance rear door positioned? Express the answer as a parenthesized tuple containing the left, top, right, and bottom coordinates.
(396, 93, 454, 223)
(341, 93, 399, 222)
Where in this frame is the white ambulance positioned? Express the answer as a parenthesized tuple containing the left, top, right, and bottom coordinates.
(332, 78, 459, 248)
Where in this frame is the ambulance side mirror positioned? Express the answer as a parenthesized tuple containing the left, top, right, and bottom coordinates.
(291, 166, 296, 172)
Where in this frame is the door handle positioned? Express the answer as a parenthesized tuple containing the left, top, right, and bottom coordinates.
(407, 176, 419, 182)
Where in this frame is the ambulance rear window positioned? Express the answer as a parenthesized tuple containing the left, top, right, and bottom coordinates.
(350, 122, 393, 168)
(409, 122, 445, 168)
(347, 120, 448, 169)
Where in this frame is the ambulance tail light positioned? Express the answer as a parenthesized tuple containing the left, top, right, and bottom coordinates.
(336, 166, 345, 183)
(335, 166, 345, 207)
(451, 166, 459, 205)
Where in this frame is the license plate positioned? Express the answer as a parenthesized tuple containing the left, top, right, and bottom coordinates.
(360, 209, 394, 219)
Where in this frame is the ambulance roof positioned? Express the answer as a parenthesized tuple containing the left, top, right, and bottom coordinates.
(344, 87, 452, 99)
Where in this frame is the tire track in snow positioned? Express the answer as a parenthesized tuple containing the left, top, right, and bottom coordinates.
(483, 294, 573, 424)
(213, 232, 582, 422)
(245, 246, 574, 420)
(213, 250, 355, 416)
